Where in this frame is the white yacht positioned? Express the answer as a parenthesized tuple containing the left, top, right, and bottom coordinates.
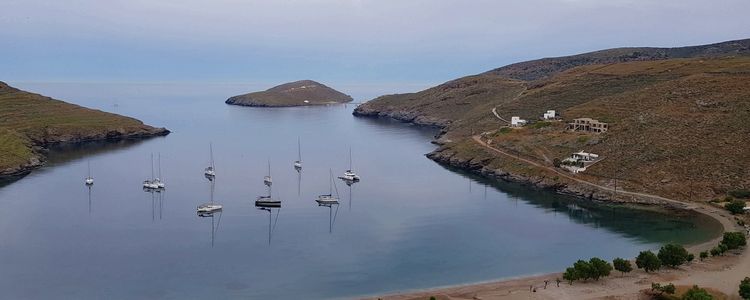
(204, 143, 216, 178)
(197, 203, 223, 213)
(338, 148, 360, 182)
(198, 180, 222, 213)
(84, 161, 94, 186)
(317, 169, 340, 205)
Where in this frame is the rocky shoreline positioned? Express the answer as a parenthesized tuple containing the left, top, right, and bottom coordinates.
(352, 104, 451, 128)
(353, 108, 683, 210)
(0, 127, 169, 178)
(426, 145, 676, 208)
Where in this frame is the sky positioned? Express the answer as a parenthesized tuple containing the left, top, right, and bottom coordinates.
(1, 0, 749, 96)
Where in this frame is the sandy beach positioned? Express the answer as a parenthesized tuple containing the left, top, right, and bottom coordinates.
(370, 203, 749, 300)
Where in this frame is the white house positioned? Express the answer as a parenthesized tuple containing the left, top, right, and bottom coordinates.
(571, 151, 599, 162)
(511, 116, 527, 127)
(543, 110, 556, 120)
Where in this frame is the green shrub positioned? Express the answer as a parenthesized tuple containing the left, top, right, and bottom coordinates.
(721, 232, 747, 250)
(681, 285, 713, 300)
(613, 257, 632, 275)
(658, 244, 690, 268)
(636, 250, 662, 272)
(740, 277, 750, 300)
(725, 199, 747, 215)
(699, 251, 708, 261)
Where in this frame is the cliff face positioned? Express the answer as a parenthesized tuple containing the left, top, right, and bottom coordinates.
(354, 38, 750, 202)
(226, 80, 353, 107)
(0, 81, 170, 177)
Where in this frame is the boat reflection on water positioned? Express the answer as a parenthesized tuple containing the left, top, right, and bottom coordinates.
(143, 187, 165, 221)
(256, 206, 280, 245)
(86, 184, 93, 214)
(198, 210, 222, 247)
(318, 203, 340, 234)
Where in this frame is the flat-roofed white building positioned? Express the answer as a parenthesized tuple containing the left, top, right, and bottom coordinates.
(511, 116, 527, 127)
(543, 110, 556, 120)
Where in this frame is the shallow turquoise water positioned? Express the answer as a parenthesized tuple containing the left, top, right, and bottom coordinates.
(0, 83, 722, 299)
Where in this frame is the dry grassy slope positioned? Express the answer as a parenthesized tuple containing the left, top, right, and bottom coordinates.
(353, 75, 526, 127)
(0, 81, 169, 176)
(226, 80, 353, 107)
(355, 38, 750, 133)
(436, 57, 750, 201)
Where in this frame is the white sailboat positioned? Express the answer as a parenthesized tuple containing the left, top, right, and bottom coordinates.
(256, 165, 281, 207)
(84, 161, 94, 185)
(338, 148, 360, 182)
(143, 153, 161, 189)
(263, 160, 272, 187)
(316, 169, 340, 205)
(197, 180, 222, 214)
(294, 138, 302, 171)
(204, 143, 216, 179)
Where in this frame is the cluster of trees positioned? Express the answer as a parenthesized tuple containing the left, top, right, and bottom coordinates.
(725, 198, 747, 215)
(707, 232, 747, 257)
(562, 257, 612, 284)
(635, 243, 694, 273)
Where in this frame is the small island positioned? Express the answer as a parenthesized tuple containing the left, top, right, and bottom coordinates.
(0, 81, 170, 178)
(225, 80, 353, 107)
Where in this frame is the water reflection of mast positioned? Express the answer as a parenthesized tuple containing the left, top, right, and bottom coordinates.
(319, 203, 340, 233)
(257, 207, 280, 245)
(87, 185, 92, 215)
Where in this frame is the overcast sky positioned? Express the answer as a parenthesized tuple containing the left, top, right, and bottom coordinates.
(2, 0, 749, 90)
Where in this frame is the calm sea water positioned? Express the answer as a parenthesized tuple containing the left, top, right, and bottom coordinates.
(0, 83, 721, 299)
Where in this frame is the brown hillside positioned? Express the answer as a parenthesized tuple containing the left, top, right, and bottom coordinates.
(354, 38, 750, 202)
(0, 81, 169, 177)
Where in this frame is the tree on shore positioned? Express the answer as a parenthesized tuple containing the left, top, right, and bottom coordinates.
(658, 243, 690, 268)
(681, 285, 713, 300)
(573, 260, 593, 280)
(613, 258, 632, 276)
(740, 277, 750, 300)
(699, 251, 708, 261)
(636, 250, 661, 272)
(721, 232, 747, 250)
(563, 267, 578, 284)
(725, 199, 747, 215)
(588, 257, 612, 280)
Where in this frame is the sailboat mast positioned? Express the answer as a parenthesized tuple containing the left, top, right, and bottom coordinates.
(349, 147, 353, 170)
(87, 161, 91, 177)
(209, 142, 214, 168)
(329, 169, 333, 195)
(150, 153, 155, 180)
(158, 153, 162, 179)
(298, 137, 302, 161)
